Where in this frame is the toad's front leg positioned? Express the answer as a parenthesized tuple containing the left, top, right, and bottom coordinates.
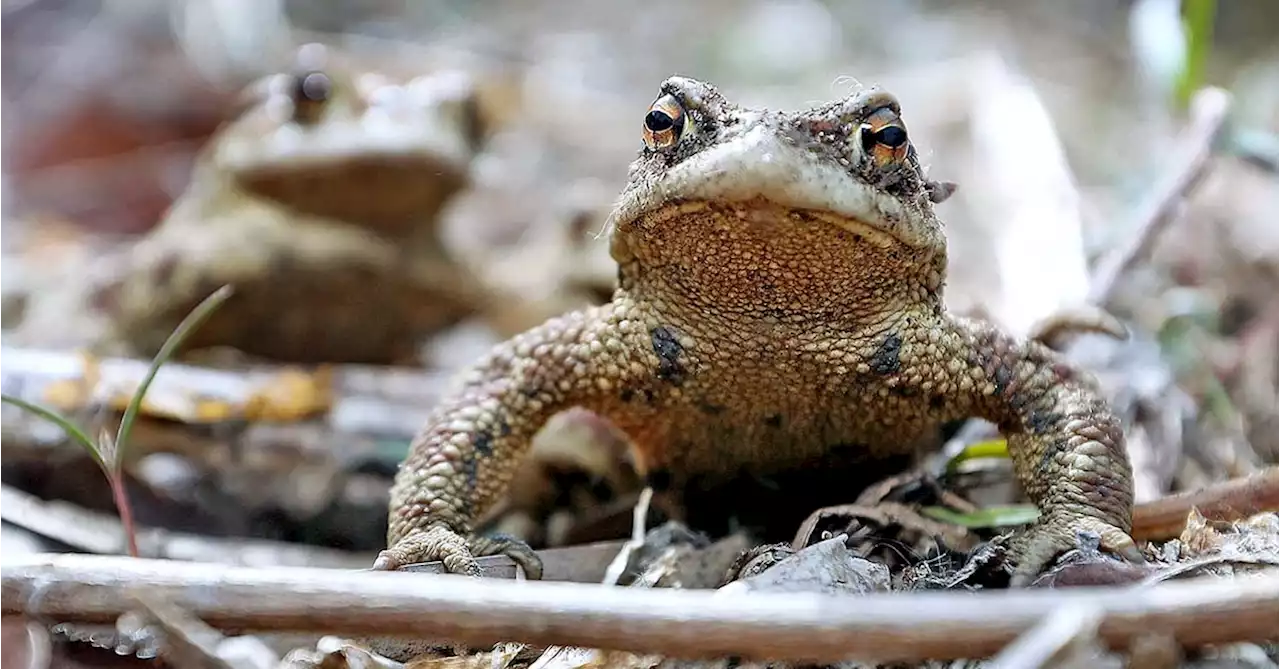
(943, 315, 1142, 586)
(373, 303, 643, 577)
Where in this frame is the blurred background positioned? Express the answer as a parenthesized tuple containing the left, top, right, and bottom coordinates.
(0, 0, 1275, 572)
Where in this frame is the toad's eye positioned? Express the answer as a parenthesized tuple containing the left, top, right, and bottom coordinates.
(643, 94, 689, 150)
(858, 107, 909, 169)
(290, 70, 332, 125)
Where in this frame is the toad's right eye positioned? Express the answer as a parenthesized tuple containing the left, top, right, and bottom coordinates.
(643, 94, 688, 150)
(290, 70, 332, 125)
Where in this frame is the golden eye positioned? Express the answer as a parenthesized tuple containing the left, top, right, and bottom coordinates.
(642, 94, 687, 150)
(858, 107, 909, 169)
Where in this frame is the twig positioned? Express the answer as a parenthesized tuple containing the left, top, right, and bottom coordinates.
(3, 554, 1275, 664)
(21, 620, 53, 669)
(1130, 466, 1280, 542)
(601, 486, 653, 586)
(987, 604, 1104, 669)
(1087, 87, 1232, 307)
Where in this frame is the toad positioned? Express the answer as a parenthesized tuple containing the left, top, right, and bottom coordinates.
(376, 76, 1141, 585)
(44, 45, 498, 364)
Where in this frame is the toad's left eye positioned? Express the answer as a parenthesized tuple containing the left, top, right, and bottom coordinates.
(858, 107, 910, 168)
(643, 94, 689, 150)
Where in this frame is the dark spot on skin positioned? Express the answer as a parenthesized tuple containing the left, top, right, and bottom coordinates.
(1036, 437, 1067, 477)
(698, 400, 726, 415)
(1027, 410, 1061, 435)
(929, 394, 946, 410)
(497, 418, 512, 437)
(1051, 363, 1077, 383)
(620, 388, 636, 403)
(473, 429, 495, 457)
(890, 384, 917, 397)
(869, 333, 903, 375)
(764, 413, 783, 428)
(993, 365, 1012, 396)
(650, 325, 687, 385)
(646, 468, 673, 492)
(461, 457, 479, 515)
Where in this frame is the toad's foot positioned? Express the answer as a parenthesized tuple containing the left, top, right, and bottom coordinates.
(372, 526, 544, 579)
(372, 525, 477, 574)
(1009, 512, 1144, 587)
(471, 533, 544, 579)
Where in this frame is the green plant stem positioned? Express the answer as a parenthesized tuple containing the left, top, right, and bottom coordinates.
(3, 284, 234, 562)
(115, 285, 234, 463)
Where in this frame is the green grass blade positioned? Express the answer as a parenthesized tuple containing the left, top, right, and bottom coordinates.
(1175, 0, 1216, 109)
(921, 504, 1041, 529)
(1, 394, 104, 468)
(113, 285, 234, 469)
(944, 438, 1011, 474)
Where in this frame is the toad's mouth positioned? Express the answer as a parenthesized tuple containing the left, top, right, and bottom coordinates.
(212, 115, 475, 225)
(214, 114, 474, 181)
(627, 197, 911, 251)
(608, 123, 941, 252)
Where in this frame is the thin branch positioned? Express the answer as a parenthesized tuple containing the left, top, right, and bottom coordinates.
(3, 554, 1275, 664)
(1130, 466, 1280, 542)
(987, 604, 1104, 669)
(1088, 87, 1232, 307)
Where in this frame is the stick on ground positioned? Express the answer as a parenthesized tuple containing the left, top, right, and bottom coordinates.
(3, 554, 1275, 664)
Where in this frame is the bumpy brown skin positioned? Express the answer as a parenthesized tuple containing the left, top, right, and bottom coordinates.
(378, 76, 1142, 585)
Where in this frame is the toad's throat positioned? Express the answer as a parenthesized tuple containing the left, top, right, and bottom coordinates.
(616, 198, 935, 322)
(625, 195, 913, 246)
